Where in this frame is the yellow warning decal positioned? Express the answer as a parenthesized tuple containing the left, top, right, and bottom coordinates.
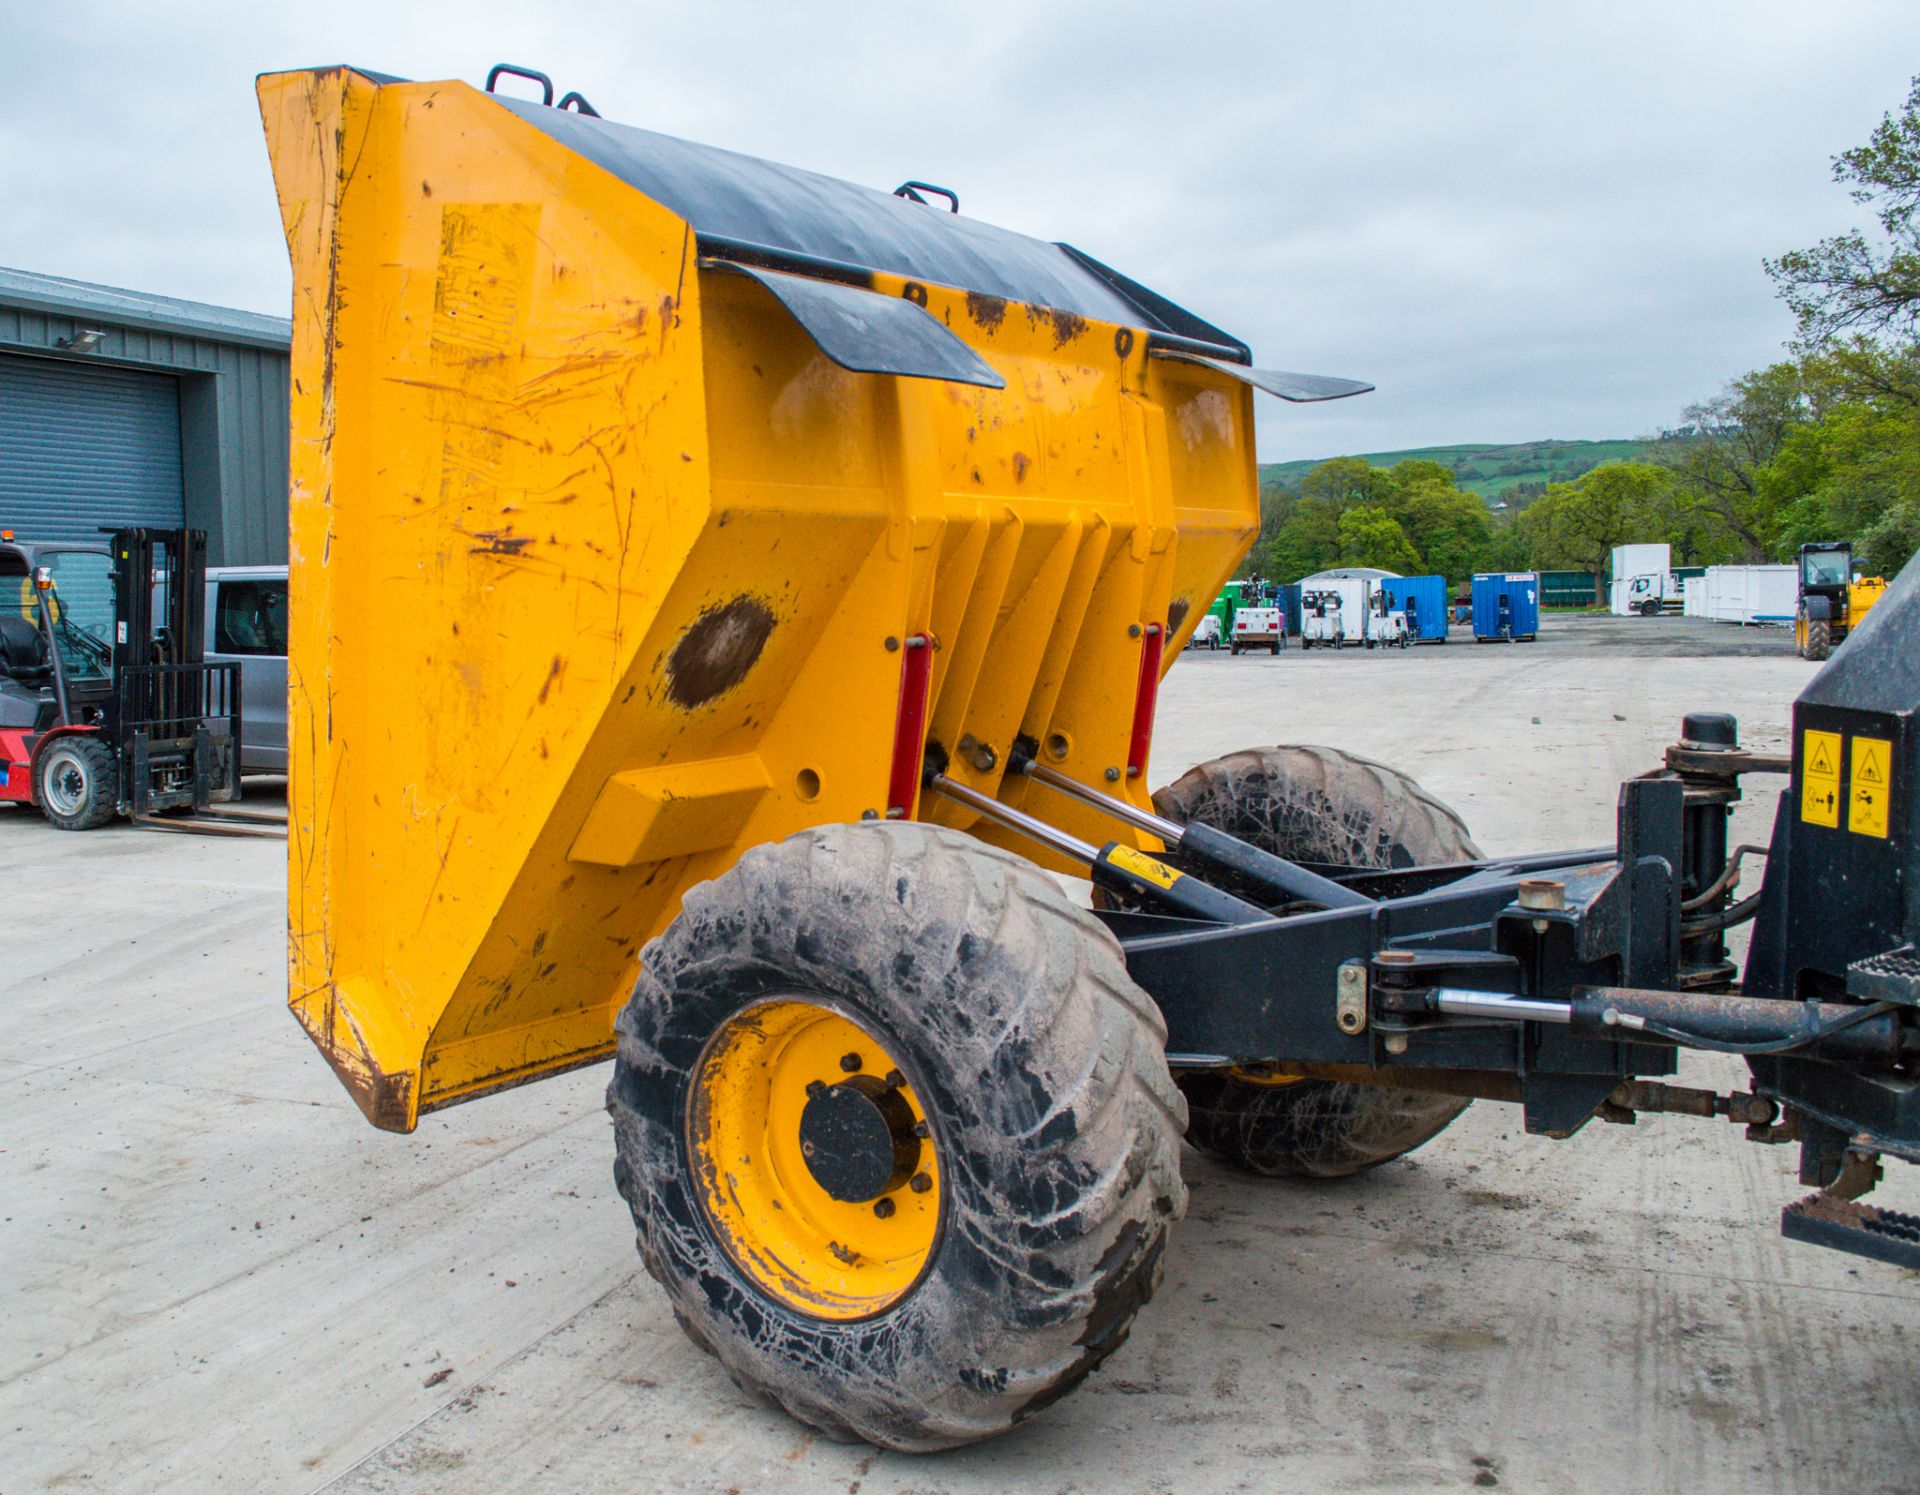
(1106, 844, 1182, 890)
(1850, 735, 1892, 839)
(1801, 729, 1842, 828)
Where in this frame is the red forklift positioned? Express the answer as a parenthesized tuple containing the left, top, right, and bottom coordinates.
(0, 526, 253, 830)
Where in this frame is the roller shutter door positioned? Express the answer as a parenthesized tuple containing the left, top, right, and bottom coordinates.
(0, 354, 184, 546)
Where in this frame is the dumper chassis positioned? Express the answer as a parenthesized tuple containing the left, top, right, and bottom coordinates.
(264, 62, 1920, 1454)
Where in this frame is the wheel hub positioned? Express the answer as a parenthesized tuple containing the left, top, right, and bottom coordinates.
(687, 998, 943, 1320)
(799, 1075, 921, 1203)
(44, 755, 87, 815)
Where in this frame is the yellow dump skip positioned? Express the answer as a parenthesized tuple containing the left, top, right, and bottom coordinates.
(261, 66, 1287, 1130)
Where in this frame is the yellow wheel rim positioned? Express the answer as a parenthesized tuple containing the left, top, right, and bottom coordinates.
(688, 998, 942, 1321)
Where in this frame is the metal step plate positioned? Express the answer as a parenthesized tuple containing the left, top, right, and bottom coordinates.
(1848, 947, 1920, 1007)
(1782, 1191, 1920, 1270)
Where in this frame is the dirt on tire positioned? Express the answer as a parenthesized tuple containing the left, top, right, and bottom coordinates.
(1152, 744, 1477, 1179)
(606, 820, 1187, 1450)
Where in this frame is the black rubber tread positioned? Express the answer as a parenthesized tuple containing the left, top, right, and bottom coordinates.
(1805, 619, 1831, 662)
(607, 820, 1186, 1451)
(1180, 1071, 1472, 1180)
(1151, 745, 1477, 1179)
(36, 736, 117, 831)
(1151, 744, 1481, 882)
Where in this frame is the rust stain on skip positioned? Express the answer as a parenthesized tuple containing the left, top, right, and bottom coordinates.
(296, 992, 417, 1132)
(1024, 304, 1088, 348)
(1046, 308, 1087, 347)
(965, 291, 1007, 331)
(665, 597, 776, 708)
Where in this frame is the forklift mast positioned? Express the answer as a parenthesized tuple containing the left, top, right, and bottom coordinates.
(111, 528, 208, 675)
(106, 528, 243, 822)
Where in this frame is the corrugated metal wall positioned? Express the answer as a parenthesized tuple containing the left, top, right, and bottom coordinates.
(0, 356, 185, 544)
(0, 285, 289, 566)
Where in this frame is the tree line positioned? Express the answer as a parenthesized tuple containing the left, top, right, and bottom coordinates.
(1250, 77, 1920, 594)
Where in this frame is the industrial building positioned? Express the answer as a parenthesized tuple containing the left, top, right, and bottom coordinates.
(0, 266, 289, 564)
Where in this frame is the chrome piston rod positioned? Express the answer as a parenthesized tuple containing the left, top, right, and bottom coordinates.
(927, 774, 1101, 866)
(1432, 988, 1574, 1024)
(1023, 761, 1186, 842)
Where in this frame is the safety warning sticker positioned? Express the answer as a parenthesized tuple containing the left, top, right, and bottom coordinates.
(1105, 844, 1182, 890)
(1801, 729, 1842, 828)
(1850, 735, 1892, 839)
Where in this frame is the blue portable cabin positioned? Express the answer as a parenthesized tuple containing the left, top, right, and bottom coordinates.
(1508, 573, 1541, 638)
(1472, 572, 1540, 642)
(1382, 575, 1448, 642)
(1275, 582, 1302, 637)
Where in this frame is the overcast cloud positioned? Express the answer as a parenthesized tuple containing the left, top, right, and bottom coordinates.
(4, 2, 1916, 461)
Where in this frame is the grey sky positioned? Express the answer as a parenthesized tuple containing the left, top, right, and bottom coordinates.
(4, 2, 1916, 462)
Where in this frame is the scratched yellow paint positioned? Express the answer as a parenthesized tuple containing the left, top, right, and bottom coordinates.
(260, 68, 1258, 1130)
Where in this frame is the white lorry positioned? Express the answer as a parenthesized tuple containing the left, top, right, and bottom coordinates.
(1622, 570, 1684, 616)
(1610, 542, 1674, 615)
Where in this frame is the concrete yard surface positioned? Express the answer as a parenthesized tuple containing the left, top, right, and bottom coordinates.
(3, 616, 1917, 1493)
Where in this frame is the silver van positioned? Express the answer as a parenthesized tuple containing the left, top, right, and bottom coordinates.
(204, 565, 287, 773)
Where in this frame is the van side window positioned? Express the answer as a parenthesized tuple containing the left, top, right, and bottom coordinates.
(215, 580, 288, 656)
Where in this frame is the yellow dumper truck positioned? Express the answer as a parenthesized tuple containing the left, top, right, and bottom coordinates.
(263, 62, 1920, 1452)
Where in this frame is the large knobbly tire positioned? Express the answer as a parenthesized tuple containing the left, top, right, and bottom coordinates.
(1804, 618, 1831, 661)
(607, 821, 1186, 1451)
(1152, 744, 1480, 886)
(1152, 745, 1478, 1179)
(1180, 1071, 1473, 1181)
(35, 735, 117, 830)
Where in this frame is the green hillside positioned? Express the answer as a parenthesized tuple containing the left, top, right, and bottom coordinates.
(1260, 438, 1658, 505)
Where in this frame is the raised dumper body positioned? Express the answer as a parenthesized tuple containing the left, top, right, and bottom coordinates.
(256, 65, 1920, 1455)
(258, 65, 1362, 1130)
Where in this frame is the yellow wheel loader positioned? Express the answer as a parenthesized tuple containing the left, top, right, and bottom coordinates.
(1796, 540, 1885, 660)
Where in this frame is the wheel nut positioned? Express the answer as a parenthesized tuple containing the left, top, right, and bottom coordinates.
(909, 1172, 931, 1193)
(912, 1120, 931, 1138)
(873, 1197, 896, 1219)
(883, 1069, 905, 1090)
(839, 1052, 863, 1073)
(806, 1080, 827, 1099)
